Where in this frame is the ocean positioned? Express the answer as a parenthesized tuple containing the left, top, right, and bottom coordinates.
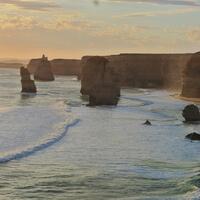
(0, 68, 200, 200)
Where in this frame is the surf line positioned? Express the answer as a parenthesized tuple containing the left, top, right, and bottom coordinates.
(0, 117, 80, 163)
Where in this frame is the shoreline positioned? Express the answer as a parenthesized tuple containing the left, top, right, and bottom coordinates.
(171, 94, 200, 103)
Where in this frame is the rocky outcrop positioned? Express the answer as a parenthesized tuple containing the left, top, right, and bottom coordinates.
(181, 52, 200, 98)
(182, 104, 200, 121)
(185, 132, 200, 140)
(143, 120, 152, 125)
(27, 56, 81, 76)
(80, 56, 120, 96)
(20, 67, 36, 93)
(88, 82, 119, 106)
(34, 56, 54, 81)
(80, 53, 192, 89)
(51, 59, 81, 76)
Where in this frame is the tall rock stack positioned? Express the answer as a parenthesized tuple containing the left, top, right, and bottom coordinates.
(80, 56, 120, 96)
(20, 67, 37, 93)
(181, 52, 200, 98)
(34, 55, 55, 81)
(80, 56, 120, 106)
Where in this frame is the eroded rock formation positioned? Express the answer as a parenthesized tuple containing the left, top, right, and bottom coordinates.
(88, 82, 119, 106)
(27, 56, 81, 76)
(181, 52, 200, 98)
(34, 56, 54, 81)
(80, 56, 120, 96)
(182, 104, 200, 121)
(80, 53, 192, 89)
(20, 66, 36, 93)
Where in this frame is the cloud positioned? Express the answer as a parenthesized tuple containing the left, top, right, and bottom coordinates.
(0, 14, 99, 32)
(113, 8, 200, 17)
(90, 24, 157, 39)
(0, 0, 59, 12)
(187, 26, 200, 43)
(0, 15, 38, 29)
(101, 0, 200, 7)
(40, 14, 101, 31)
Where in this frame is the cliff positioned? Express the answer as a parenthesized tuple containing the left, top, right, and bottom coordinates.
(0, 62, 23, 69)
(51, 59, 81, 75)
(181, 52, 200, 98)
(27, 57, 81, 76)
(80, 53, 192, 89)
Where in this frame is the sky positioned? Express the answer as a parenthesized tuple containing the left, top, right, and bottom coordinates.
(0, 0, 200, 59)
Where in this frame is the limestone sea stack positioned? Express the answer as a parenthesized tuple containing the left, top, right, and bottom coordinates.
(34, 56, 54, 81)
(80, 56, 120, 96)
(20, 66, 37, 93)
(181, 51, 200, 98)
(88, 82, 119, 106)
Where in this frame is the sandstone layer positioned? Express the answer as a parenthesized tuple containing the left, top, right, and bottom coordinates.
(51, 59, 81, 75)
(34, 56, 54, 81)
(181, 52, 200, 98)
(20, 66, 36, 93)
(80, 56, 120, 96)
(80, 53, 192, 89)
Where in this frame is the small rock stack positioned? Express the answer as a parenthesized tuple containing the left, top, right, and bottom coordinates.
(20, 67, 37, 93)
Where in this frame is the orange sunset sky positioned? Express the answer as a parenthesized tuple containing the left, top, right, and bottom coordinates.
(0, 0, 200, 59)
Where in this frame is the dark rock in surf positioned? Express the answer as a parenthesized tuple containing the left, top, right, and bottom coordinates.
(20, 66, 37, 93)
(143, 120, 152, 125)
(182, 104, 200, 121)
(185, 132, 200, 140)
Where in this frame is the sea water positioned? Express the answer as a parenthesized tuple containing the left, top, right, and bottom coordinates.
(0, 68, 200, 199)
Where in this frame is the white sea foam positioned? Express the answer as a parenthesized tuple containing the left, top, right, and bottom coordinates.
(0, 112, 79, 163)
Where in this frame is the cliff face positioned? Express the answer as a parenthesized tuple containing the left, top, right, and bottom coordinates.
(27, 57, 81, 76)
(181, 52, 200, 98)
(80, 56, 120, 96)
(51, 59, 81, 75)
(80, 53, 192, 89)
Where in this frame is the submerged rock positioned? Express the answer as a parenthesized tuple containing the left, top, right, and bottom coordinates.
(34, 55, 54, 81)
(182, 104, 200, 121)
(143, 120, 152, 125)
(20, 66, 37, 93)
(185, 132, 200, 140)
